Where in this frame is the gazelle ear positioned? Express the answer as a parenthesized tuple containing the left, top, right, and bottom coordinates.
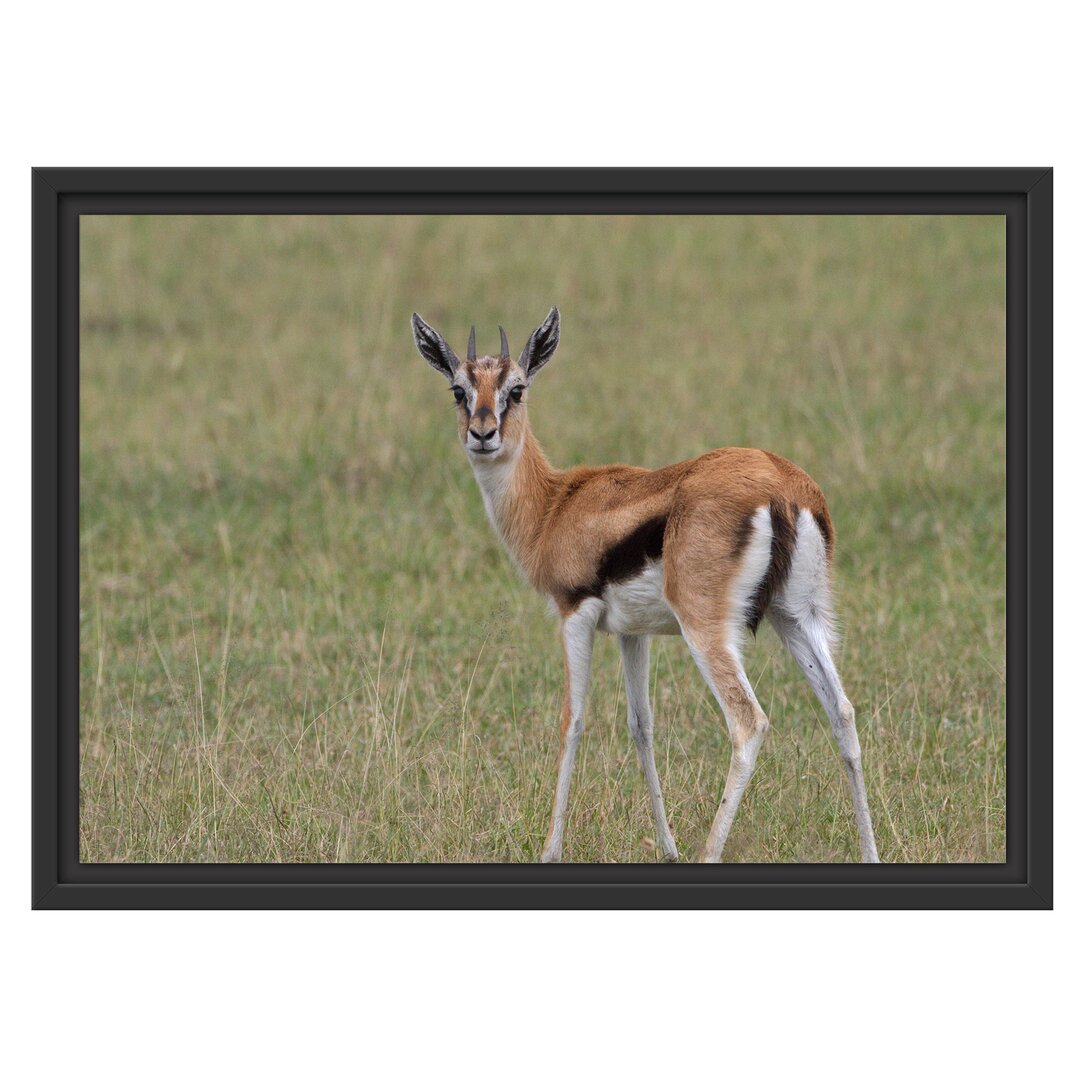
(518, 307, 560, 381)
(411, 313, 460, 380)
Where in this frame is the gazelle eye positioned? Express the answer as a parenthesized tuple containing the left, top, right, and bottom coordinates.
(452, 386, 466, 404)
(509, 386, 524, 403)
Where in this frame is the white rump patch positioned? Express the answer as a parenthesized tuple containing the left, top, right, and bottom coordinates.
(774, 509, 837, 645)
(726, 505, 774, 651)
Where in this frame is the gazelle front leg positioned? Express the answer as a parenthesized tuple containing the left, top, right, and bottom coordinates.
(619, 634, 678, 862)
(541, 601, 600, 863)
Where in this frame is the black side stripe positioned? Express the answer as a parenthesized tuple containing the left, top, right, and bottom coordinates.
(811, 509, 834, 556)
(563, 515, 668, 609)
(745, 499, 798, 634)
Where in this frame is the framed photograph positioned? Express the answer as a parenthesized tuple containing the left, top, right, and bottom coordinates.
(32, 168, 1051, 908)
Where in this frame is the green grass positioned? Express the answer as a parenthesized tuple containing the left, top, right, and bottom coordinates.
(79, 214, 1006, 863)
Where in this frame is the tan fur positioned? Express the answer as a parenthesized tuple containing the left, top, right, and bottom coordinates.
(491, 432, 831, 620)
(452, 360, 832, 622)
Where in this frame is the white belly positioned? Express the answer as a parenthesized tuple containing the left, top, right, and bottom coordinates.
(597, 560, 681, 636)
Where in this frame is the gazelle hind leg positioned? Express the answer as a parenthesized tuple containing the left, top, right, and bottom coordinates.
(769, 606, 880, 863)
(770, 508, 879, 862)
(664, 505, 775, 862)
(619, 634, 678, 862)
(682, 630, 770, 863)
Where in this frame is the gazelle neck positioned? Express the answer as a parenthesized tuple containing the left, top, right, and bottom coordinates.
(469, 414, 558, 579)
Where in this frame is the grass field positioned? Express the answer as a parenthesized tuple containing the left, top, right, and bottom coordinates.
(79, 214, 1006, 863)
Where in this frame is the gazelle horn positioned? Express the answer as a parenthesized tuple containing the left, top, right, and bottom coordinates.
(499, 326, 510, 360)
(467, 325, 477, 361)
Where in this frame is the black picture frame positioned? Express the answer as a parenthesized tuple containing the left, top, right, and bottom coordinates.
(32, 167, 1052, 910)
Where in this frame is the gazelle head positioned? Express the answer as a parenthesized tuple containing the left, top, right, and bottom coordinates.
(411, 308, 561, 461)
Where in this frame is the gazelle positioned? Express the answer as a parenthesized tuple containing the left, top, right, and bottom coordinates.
(411, 307, 879, 864)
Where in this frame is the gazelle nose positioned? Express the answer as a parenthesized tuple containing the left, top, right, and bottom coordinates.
(469, 427, 496, 442)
